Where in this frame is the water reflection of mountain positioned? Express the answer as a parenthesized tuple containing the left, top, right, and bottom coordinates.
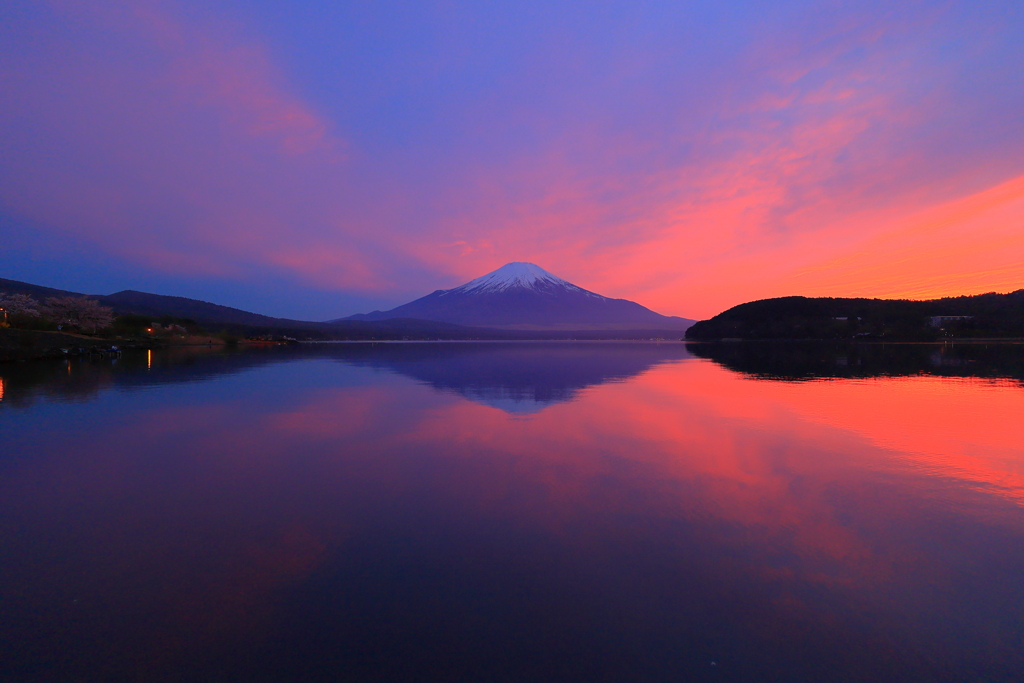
(0, 343, 694, 412)
(329, 342, 693, 413)
(686, 341, 1024, 383)
(7, 342, 1023, 412)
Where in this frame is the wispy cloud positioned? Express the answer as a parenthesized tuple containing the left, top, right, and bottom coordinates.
(1, 0, 1021, 317)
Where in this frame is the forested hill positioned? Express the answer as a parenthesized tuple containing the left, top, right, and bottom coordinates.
(685, 290, 1024, 341)
(0, 277, 290, 327)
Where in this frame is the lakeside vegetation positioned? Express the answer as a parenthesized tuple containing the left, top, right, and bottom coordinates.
(0, 293, 239, 361)
(686, 340, 1024, 383)
(685, 290, 1024, 341)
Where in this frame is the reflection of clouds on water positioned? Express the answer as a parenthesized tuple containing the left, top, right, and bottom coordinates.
(2, 345, 1024, 680)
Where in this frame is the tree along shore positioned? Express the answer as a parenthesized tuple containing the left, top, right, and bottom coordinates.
(685, 290, 1024, 341)
(0, 328, 233, 362)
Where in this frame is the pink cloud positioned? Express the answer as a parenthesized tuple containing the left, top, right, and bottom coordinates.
(44, 0, 337, 156)
(0, 0, 353, 287)
(1, 0, 1021, 315)
(379, 8, 1021, 318)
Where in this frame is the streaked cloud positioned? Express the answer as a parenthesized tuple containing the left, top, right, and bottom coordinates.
(0, 0, 1021, 318)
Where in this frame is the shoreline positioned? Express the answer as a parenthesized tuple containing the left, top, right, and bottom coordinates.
(682, 338, 1024, 344)
(0, 328, 229, 363)
(6, 327, 1024, 363)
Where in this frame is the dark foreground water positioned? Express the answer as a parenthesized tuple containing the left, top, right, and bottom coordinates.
(2, 341, 1023, 682)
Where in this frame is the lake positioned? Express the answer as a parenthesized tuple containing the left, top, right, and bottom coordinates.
(2, 341, 1023, 682)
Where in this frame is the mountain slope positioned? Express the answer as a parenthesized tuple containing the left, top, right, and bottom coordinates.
(0, 277, 282, 325)
(0, 276, 689, 340)
(340, 263, 694, 330)
(0, 277, 85, 301)
(98, 290, 295, 327)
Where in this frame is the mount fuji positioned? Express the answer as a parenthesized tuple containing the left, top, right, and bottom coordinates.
(338, 263, 694, 331)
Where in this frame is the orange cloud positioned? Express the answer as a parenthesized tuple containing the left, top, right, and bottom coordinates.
(3, 0, 1022, 315)
(788, 173, 1024, 300)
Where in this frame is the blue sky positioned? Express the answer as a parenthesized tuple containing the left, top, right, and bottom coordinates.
(1, 0, 1023, 319)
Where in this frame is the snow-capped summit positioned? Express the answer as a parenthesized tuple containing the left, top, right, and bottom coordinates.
(447, 262, 587, 295)
(340, 262, 693, 331)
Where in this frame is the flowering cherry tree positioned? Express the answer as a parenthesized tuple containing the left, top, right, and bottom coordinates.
(42, 297, 114, 332)
(0, 293, 42, 317)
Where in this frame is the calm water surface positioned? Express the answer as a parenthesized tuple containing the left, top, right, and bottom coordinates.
(2, 342, 1023, 682)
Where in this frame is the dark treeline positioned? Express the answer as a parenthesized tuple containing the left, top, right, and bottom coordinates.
(686, 340, 1024, 383)
(686, 290, 1024, 341)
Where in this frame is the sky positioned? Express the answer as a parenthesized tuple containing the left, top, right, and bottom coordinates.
(1, 0, 1022, 321)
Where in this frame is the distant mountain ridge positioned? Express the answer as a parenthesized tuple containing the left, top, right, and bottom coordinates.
(0, 275, 692, 340)
(0, 277, 296, 327)
(339, 263, 694, 330)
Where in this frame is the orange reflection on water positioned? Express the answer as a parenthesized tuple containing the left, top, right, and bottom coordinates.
(3, 351, 1023, 677)
(306, 358, 1024, 585)
(644, 362, 1024, 505)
